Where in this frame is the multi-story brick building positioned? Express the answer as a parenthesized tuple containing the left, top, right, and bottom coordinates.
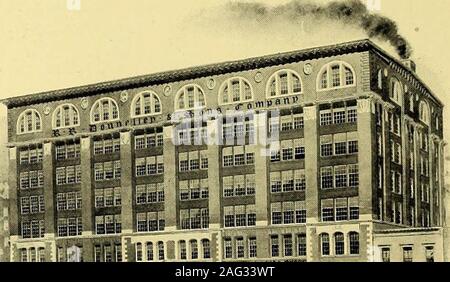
(1, 39, 447, 262)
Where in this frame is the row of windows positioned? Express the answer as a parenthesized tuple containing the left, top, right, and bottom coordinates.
(222, 146, 255, 167)
(269, 234, 308, 258)
(380, 245, 435, 262)
(57, 217, 82, 237)
(179, 179, 209, 201)
(93, 138, 120, 155)
(320, 232, 360, 256)
(94, 161, 121, 181)
(17, 62, 357, 134)
(55, 143, 81, 160)
(96, 215, 122, 235)
(56, 165, 81, 185)
(20, 247, 46, 262)
(135, 132, 163, 149)
(269, 114, 304, 133)
(19, 170, 44, 189)
(270, 139, 305, 162)
(319, 107, 357, 126)
(321, 197, 359, 222)
(271, 201, 306, 225)
(320, 133, 358, 157)
(20, 196, 45, 214)
(223, 174, 255, 197)
(135, 156, 164, 176)
(56, 192, 82, 211)
(224, 237, 259, 259)
(136, 183, 164, 204)
(93, 244, 122, 262)
(178, 239, 211, 260)
(19, 146, 43, 164)
(180, 208, 209, 230)
(135, 241, 165, 261)
(224, 205, 256, 228)
(179, 150, 208, 172)
(177, 126, 208, 146)
(222, 119, 254, 140)
(21, 220, 45, 239)
(320, 165, 359, 189)
(270, 170, 306, 193)
(94, 187, 121, 208)
(136, 212, 165, 232)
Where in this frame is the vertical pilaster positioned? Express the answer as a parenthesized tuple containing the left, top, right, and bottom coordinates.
(80, 137, 93, 236)
(254, 112, 269, 226)
(163, 125, 177, 231)
(413, 125, 421, 226)
(304, 105, 319, 223)
(382, 104, 392, 222)
(43, 142, 55, 236)
(357, 98, 374, 219)
(120, 131, 133, 234)
(207, 119, 221, 229)
(8, 147, 18, 237)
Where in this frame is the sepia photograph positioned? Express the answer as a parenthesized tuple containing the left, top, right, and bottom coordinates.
(0, 0, 449, 270)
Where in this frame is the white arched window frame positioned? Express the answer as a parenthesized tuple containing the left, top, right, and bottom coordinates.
(131, 91, 162, 118)
(390, 78, 403, 106)
(175, 84, 206, 111)
(52, 103, 80, 129)
(317, 61, 356, 91)
(266, 69, 303, 98)
(419, 101, 431, 126)
(219, 77, 254, 105)
(90, 97, 120, 124)
(17, 109, 42, 135)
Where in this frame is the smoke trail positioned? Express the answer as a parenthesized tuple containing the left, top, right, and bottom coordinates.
(226, 0, 412, 59)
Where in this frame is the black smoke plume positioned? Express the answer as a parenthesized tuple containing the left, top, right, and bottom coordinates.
(226, 0, 412, 59)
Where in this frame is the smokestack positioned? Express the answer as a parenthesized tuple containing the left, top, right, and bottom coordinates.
(401, 59, 416, 72)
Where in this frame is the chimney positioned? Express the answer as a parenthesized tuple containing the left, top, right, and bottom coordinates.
(402, 59, 416, 72)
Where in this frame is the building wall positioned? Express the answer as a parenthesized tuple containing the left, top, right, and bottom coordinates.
(4, 46, 446, 262)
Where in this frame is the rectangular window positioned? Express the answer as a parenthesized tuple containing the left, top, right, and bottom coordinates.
(297, 234, 307, 256)
(283, 234, 293, 257)
(271, 235, 280, 257)
(403, 246, 413, 262)
(248, 237, 257, 258)
(224, 238, 233, 259)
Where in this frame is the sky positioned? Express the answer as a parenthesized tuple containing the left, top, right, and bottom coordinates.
(0, 0, 449, 176)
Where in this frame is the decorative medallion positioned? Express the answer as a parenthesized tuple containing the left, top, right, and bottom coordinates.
(81, 98, 89, 110)
(303, 63, 313, 75)
(120, 91, 128, 103)
(384, 68, 388, 77)
(207, 78, 216, 90)
(254, 72, 263, 83)
(163, 85, 172, 97)
(43, 106, 51, 116)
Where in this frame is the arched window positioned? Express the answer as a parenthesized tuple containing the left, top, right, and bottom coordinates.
(320, 233, 330, 256)
(175, 84, 206, 110)
(179, 240, 187, 260)
(349, 232, 360, 255)
(190, 240, 198, 260)
(90, 98, 119, 124)
(135, 242, 142, 262)
(390, 78, 403, 105)
(267, 69, 302, 98)
(146, 242, 154, 261)
(419, 101, 431, 126)
(17, 109, 42, 134)
(334, 232, 345, 256)
(157, 241, 164, 260)
(377, 69, 383, 89)
(317, 61, 356, 91)
(52, 104, 80, 129)
(202, 239, 211, 259)
(219, 77, 253, 105)
(131, 91, 162, 117)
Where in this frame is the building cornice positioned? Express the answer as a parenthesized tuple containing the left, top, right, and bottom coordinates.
(0, 39, 443, 109)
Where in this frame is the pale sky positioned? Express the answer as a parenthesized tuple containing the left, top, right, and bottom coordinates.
(0, 0, 449, 171)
